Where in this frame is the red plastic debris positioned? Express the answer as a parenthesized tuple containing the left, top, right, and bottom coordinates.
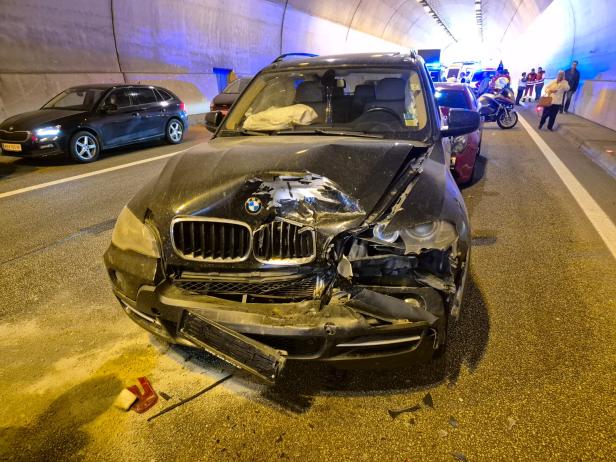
(127, 377, 158, 413)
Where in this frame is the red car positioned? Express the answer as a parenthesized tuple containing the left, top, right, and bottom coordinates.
(435, 83, 483, 185)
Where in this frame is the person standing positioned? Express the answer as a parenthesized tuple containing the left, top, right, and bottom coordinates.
(516, 72, 527, 105)
(523, 68, 537, 102)
(562, 60, 580, 113)
(534, 67, 545, 101)
(539, 70, 570, 130)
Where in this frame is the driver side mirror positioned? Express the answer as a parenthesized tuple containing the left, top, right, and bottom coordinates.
(205, 111, 224, 133)
(102, 103, 118, 113)
(441, 108, 480, 137)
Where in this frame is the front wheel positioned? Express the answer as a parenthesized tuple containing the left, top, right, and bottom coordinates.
(165, 119, 184, 144)
(69, 131, 100, 163)
(496, 109, 518, 129)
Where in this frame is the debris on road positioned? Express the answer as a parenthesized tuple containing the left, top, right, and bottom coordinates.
(388, 404, 421, 419)
(388, 392, 435, 419)
(507, 416, 517, 431)
(438, 429, 449, 438)
(451, 451, 468, 461)
(159, 391, 172, 401)
(128, 377, 158, 414)
(113, 388, 138, 411)
(147, 374, 233, 422)
(422, 393, 434, 409)
(449, 416, 459, 428)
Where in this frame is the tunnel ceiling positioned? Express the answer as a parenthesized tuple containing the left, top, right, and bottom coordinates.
(287, 0, 554, 50)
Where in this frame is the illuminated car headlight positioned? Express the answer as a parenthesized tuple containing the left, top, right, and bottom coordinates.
(111, 206, 160, 258)
(372, 223, 400, 244)
(34, 125, 61, 137)
(451, 135, 468, 154)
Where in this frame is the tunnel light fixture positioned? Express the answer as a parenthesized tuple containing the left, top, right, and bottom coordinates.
(475, 0, 483, 41)
(417, 0, 457, 42)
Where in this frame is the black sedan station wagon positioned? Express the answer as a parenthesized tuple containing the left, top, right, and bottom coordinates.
(0, 84, 188, 163)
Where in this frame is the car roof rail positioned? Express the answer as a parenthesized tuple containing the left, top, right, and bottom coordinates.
(272, 52, 318, 63)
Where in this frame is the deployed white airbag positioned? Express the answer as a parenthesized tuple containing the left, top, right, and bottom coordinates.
(242, 104, 318, 130)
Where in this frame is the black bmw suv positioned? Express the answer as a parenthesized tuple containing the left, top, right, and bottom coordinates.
(105, 52, 480, 383)
(0, 84, 188, 163)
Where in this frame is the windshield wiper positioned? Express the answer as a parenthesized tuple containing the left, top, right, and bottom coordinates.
(273, 129, 384, 139)
(221, 128, 271, 136)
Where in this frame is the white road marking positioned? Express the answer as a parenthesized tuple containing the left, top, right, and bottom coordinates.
(518, 115, 616, 259)
(0, 149, 187, 200)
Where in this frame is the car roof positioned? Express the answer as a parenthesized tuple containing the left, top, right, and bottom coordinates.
(67, 83, 163, 91)
(434, 83, 469, 91)
(263, 52, 421, 72)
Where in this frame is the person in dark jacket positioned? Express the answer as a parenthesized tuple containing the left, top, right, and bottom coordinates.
(562, 60, 580, 113)
(534, 67, 545, 101)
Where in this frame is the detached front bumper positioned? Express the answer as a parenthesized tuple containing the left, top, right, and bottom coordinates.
(105, 245, 445, 380)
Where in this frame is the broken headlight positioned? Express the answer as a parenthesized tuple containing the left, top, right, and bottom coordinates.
(372, 223, 400, 244)
(111, 206, 160, 258)
(400, 221, 458, 254)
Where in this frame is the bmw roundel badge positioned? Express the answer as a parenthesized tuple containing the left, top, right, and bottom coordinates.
(245, 196, 262, 214)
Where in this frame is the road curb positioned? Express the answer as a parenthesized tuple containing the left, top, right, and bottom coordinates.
(559, 125, 616, 180)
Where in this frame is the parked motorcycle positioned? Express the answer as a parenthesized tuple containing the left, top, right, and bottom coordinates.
(477, 88, 518, 129)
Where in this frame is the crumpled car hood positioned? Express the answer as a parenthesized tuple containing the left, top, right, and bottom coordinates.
(144, 135, 424, 228)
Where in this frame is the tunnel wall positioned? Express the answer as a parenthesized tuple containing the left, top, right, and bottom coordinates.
(0, 0, 406, 121)
(502, 0, 616, 130)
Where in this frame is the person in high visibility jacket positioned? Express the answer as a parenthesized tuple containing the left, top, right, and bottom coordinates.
(534, 67, 545, 101)
(523, 68, 537, 102)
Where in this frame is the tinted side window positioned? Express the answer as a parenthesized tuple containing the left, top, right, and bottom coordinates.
(156, 88, 173, 101)
(467, 88, 478, 110)
(105, 89, 131, 108)
(134, 88, 158, 105)
(435, 90, 469, 109)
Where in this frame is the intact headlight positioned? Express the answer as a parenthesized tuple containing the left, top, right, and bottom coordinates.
(111, 206, 160, 258)
(34, 125, 62, 137)
(451, 135, 468, 154)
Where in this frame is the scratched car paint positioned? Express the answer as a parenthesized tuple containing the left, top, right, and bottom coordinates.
(104, 52, 480, 383)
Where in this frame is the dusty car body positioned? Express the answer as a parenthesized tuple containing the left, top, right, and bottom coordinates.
(105, 52, 479, 383)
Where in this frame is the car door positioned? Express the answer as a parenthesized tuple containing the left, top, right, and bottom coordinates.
(98, 89, 143, 147)
(132, 87, 166, 138)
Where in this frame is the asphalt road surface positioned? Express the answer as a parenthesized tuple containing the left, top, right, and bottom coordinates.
(1, 118, 615, 461)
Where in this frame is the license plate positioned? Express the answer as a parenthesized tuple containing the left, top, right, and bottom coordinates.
(1, 143, 22, 152)
(180, 311, 287, 383)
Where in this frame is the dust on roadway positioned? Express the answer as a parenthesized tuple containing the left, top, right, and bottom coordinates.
(0, 123, 615, 461)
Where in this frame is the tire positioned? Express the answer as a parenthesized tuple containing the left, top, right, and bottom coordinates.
(165, 119, 184, 144)
(496, 110, 518, 129)
(69, 131, 100, 163)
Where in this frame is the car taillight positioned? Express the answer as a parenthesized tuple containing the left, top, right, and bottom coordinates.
(179, 102, 186, 112)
